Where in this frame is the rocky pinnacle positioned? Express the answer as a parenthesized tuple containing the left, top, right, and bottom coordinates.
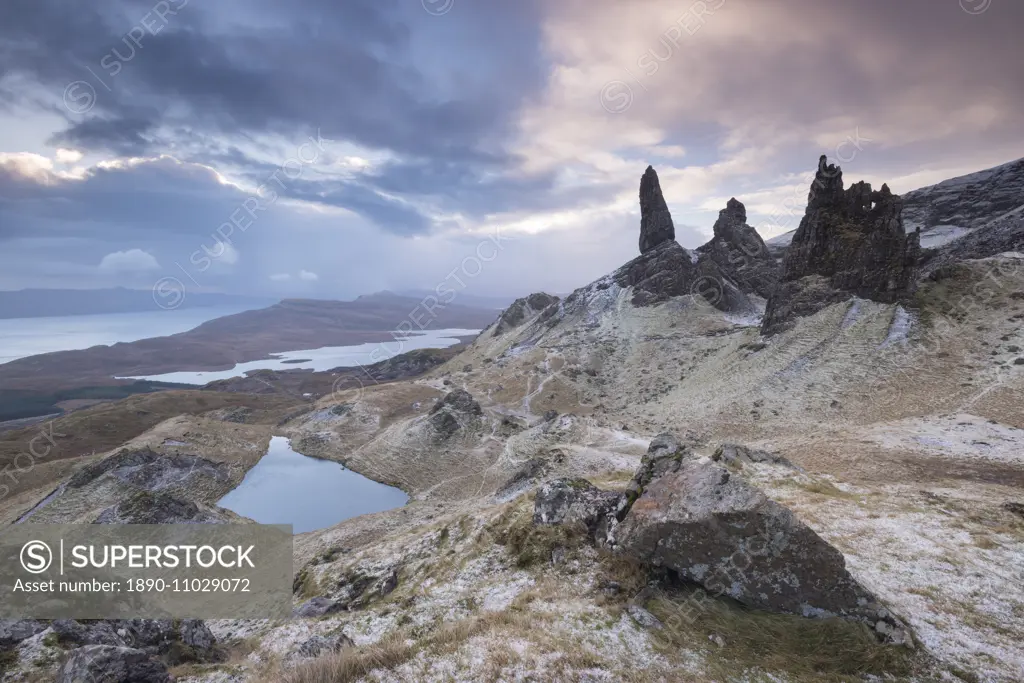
(639, 166, 675, 254)
(760, 155, 921, 335)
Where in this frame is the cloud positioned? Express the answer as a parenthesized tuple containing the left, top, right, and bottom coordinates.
(98, 248, 160, 273)
(55, 148, 82, 164)
(1, 0, 1023, 297)
(298, 270, 318, 282)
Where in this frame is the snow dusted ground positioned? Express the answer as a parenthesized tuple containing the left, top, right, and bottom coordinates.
(862, 414, 1024, 464)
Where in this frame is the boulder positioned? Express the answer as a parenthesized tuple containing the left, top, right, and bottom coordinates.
(296, 633, 354, 659)
(51, 620, 124, 647)
(761, 156, 921, 335)
(0, 620, 45, 647)
(614, 448, 890, 623)
(533, 478, 621, 538)
(712, 443, 796, 470)
(639, 166, 676, 253)
(294, 597, 346, 618)
(57, 645, 170, 683)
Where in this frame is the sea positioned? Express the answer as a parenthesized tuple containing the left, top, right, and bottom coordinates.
(0, 306, 256, 366)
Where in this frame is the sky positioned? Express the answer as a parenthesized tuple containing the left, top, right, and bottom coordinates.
(1, 0, 1022, 301)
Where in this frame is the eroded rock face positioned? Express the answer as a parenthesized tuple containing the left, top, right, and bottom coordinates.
(761, 156, 921, 335)
(639, 166, 676, 253)
(57, 645, 171, 683)
(494, 293, 560, 335)
(696, 198, 779, 299)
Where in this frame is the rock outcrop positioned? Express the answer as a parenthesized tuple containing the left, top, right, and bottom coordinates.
(711, 443, 796, 470)
(696, 198, 779, 298)
(761, 156, 921, 335)
(93, 490, 229, 524)
(639, 166, 675, 253)
(534, 478, 621, 538)
(533, 435, 909, 642)
(494, 293, 560, 335)
(0, 619, 45, 647)
(612, 436, 906, 638)
(428, 388, 483, 438)
(57, 645, 171, 683)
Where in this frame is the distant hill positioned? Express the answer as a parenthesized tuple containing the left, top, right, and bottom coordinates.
(0, 287, 274, 319)
(0, 293, 496, 393)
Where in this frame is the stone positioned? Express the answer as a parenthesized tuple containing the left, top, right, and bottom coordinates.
(695, 198, 780, 298)
(57, 645, 170, 683)
(51, 620, 124, 647)
(1003, 502, 1024, 518)
(639, 166, 675, 253)
(377, 568, 399, 597)
(761, 156, 921, 335)
(533, 478, 621, 538)
(712, 443, 796, 469)
(296, 633, 354, 659)
(626, 604, 664, 630)
(613, 452, 893, 623)
(0, 620, 45, 647)
(294, 597, 346, 618)
(543, 410, 559, 421)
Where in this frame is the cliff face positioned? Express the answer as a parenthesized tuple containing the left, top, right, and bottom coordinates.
(761, 156, 921, 336)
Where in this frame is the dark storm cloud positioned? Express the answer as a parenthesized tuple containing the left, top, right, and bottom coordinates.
(0, 156, 249, 240)
(0, 0, 551, 232)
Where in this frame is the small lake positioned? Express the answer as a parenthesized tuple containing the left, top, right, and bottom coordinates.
(119, 328, 480, 384)
(217, 437, 408, 533)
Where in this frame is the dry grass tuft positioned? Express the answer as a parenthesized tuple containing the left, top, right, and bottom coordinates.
(485, 495, 589, 567)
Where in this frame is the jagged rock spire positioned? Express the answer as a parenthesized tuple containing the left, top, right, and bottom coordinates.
(761, 155, 921, 336)
(697, 197, 778, 299)
(639, 166, 675, 254)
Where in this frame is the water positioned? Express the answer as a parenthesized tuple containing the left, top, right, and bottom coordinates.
(0, 306, 258, 365)
(218, 437, 408, 533)
(120, 328, 481, 384)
